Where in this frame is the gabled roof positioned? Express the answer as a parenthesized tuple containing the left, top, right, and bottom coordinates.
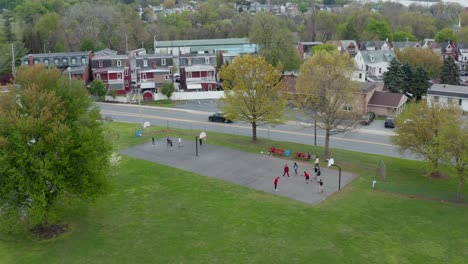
(94, 48, 118, 56)
(392, 41, 419, 49)
(359, 82, 378, 93)
(21, 51, 89, 60)
(359, 50, 396, 65)
(368, 91, 406, 108)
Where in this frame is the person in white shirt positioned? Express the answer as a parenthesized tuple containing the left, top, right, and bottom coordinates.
(178, 137, 182, 148)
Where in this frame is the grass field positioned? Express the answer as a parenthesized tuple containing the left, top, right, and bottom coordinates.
(1, 122, 467, 263)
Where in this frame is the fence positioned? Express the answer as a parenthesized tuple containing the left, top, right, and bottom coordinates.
(153, 91, 224, 101)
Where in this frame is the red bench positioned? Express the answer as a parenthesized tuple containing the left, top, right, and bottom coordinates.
(268, 147, 285, 156)
(295, 152, 311, 160)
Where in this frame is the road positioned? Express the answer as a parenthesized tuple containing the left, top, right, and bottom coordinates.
(97, 102, 415, 159)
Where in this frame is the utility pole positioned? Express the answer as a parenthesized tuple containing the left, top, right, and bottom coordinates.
(126, 35, 128, 53)
(138, 87, 143, 129)
(11, 43, 16, 78)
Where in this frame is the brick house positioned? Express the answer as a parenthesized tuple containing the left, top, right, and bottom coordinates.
(90, 50, 131, 95)
(135, 54, 174, 100)
(179, 54, 217, 91)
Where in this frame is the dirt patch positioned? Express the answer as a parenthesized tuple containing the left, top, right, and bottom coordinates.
(427, 171, 449, 180)
(31, 223, 69, 240)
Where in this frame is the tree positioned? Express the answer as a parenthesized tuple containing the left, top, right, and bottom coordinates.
(311, 44, 337, 55)
(219, 55, 287, 142)
(0, 65, 112, 233)
(80, 38, 96, 52)
(410, 67, 431, 100)
(440, 56, 460, 85)
(295, 51, 361, 158)
(434, 28, 458, 43)
(250, 12, 301, 71)
(161, 82, 175, 100)
(163, 0, 176, 9)
(2, 11, 16, 43)
(440, 115, 468, 199)
(392, 31, 417, 42)
(393, 102, 459, 174)
(383, 58, 404, 93)
(365, 18, 392, 40)
(89, 79, 106, 99)
(395, 47, 442, 79)
(315, 11, 338, 41)
(401, 62, 413, 95)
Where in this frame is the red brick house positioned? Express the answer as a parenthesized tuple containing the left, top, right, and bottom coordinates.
(181, 65, 217, 91)
(91, 51, 131, 95)
(135, 54, 174, 100)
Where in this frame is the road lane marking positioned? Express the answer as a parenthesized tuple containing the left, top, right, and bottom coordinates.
(102, 110, 394, 148)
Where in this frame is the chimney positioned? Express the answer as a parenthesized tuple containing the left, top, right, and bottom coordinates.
(28, 55, 34, 66)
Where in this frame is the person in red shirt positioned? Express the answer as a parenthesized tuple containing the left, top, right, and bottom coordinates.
(274, 176, 279, 191)
(283, 164, 290, 177)
(304, 171, 310, 184)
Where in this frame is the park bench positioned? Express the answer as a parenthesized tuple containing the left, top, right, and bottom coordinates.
(295, 152, 311, 160)
(268, 147, 285, 156)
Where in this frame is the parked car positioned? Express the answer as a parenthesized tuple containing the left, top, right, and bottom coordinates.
(360, 112, 376, 125)
(384, 117, 395, 128)
(208, 113, 232, 123)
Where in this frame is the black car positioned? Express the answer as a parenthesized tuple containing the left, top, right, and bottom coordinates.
(360, 112, 376, 125)
(384, 117, 395, 128)
(208, 113, 232, 123)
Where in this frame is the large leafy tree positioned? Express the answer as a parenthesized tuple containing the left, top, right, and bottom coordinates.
(364, 18, 392, 40)
(410, 67, 431, 100)
(440, 56, 460, 85)
(395, 47, 442, 79)
(250, 12, 302, 71)
(295, 51, 361, 158)
(219, 55, 287, 142)
(393, 102, 459, 173)
(383, 58, 404, 93)
(440, 115, 468, 199)
(0, 65, 112, 233)
(392, 31, 417, 42)
(434, 28, 458, 43)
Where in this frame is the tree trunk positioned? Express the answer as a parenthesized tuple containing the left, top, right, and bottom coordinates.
(325, 128, 330, 158)
(252, 122, 257, 142)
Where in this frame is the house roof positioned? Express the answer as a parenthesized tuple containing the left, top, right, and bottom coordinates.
(341, 40, 357, 48)
(428, 84, 468, 98)
(92, 54, 128, 60)
(136, 54, 173, 59)
(299, 41, 323, 46)
(139, 68, 171, 73)
(21, 51, 90, 60)
(155, 38, 251, 47)
(359, 82, 378, 93)
(360, 50, 396, 65)
(392, 41, 419, 49)
(368, 91, 406, 108)
(95, 48, 118, 56)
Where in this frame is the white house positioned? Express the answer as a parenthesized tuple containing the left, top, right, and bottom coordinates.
(354, 50, 396, 82)
(426, 84, 468, 112)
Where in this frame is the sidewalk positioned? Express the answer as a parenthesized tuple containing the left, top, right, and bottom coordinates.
(120, 139, 357, 205)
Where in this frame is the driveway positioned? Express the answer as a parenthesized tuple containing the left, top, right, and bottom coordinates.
(120, 138, 357, 205)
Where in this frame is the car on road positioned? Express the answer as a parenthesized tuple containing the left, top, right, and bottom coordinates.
(208, 113, 232, 123)
(360, 112, 376, 125)
(384, 117, 395, 128)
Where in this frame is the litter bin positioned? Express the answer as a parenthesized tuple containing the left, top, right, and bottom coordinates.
(135, 130, 142, 137)
(285, 149, 291, 157)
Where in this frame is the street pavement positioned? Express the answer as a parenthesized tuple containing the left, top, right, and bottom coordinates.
(120, 138, 357, 204)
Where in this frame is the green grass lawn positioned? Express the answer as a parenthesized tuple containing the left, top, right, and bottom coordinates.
(1, 122, 467, 263)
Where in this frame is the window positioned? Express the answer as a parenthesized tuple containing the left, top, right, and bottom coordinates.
(161, 59, 166, 66)
(343, 105, 353, 111)
(82, 57, 87, 65)
(359, 73, 362, 79)
(379, 68, 382, 74)
(165, 75, 169, 80)
(124, 69, 128, 76)
(142, 73, 147, 81)
(125, 80, 129, 87)
(99, 61, 103, 67)
(117, 73, 122, 80)
(71, 58, 76, 65)
(205, 57, 210, 65)
(34, 60, 38, 64)
(170, 68, 173, 74)
(188, 59, 192, 66)
(208, 84, 212, 90)
(44, 59, 49, 66)
(188, 72, 192, 78)
(24, 60, 28, 65)
(54, 58, 59, 65)
(460, 99, 463, 106)
(117, 60, 122, 67)
(143, 59, 148, 67)
(62, 58, 68, 64)
(96, 74, 101, 80)
(434, 96, 439, 103)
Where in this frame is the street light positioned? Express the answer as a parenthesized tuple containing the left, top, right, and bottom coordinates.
(327, 158, 342, 191)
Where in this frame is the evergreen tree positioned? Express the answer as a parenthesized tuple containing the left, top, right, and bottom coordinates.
(410, 67, 431, 100)
(401, 62, 413, 95)
(383, 58, 404, 93)
(440, 56, 460, 85)
(2, 11, 16, 43)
